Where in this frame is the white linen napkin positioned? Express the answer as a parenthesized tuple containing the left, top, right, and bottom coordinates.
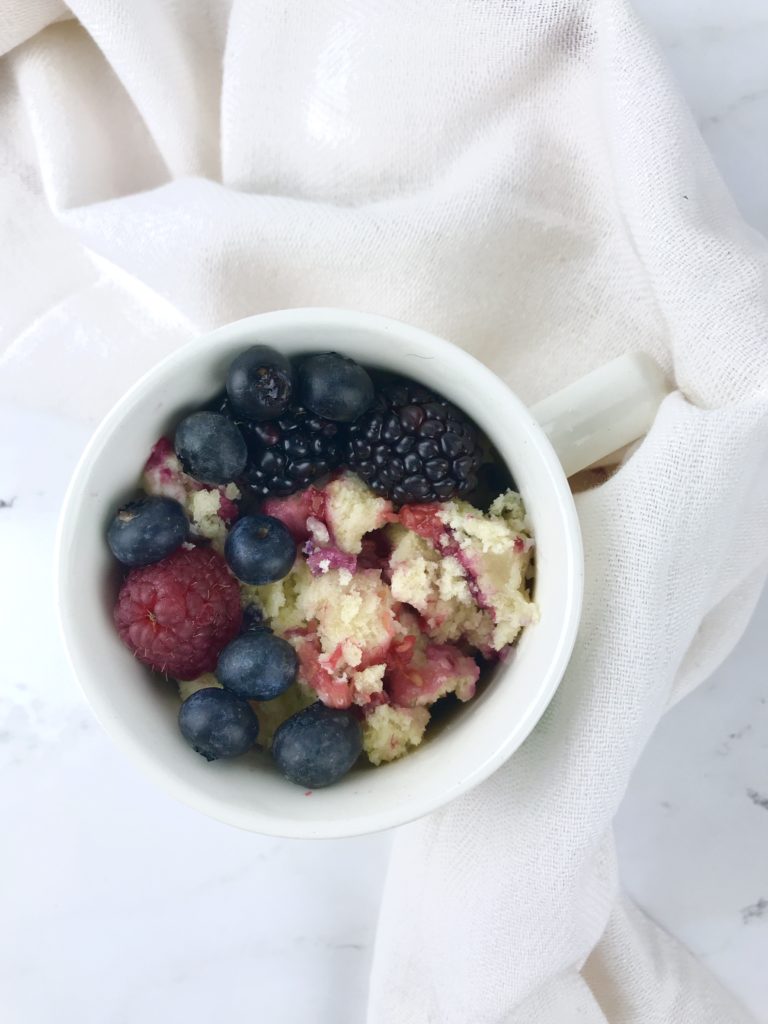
(1, 2, 766, 1021)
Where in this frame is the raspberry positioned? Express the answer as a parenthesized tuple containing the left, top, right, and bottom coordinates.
(114, 546, 242, 680)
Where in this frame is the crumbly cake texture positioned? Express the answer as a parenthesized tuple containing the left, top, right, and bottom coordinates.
(362, 705, 430, 765)
(248, 678, 317, 749)
(324, 473, 394, 554)
(177, 673, 223, 701)
(142, 437, 240, 551)
(391, 493, 537, 653)
(163, 467, 535, 768)
(240, 473, 535, 765)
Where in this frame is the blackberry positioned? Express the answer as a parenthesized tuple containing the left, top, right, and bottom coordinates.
(347, 380, 483, 504)
(216, 396, 345, 498)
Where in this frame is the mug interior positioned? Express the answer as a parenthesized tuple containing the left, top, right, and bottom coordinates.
(57, 309, 583, 837)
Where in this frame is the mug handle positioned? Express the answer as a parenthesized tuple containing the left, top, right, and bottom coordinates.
(529, 353, 671, 479)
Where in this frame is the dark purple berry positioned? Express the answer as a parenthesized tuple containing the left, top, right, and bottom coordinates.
(272, 703, 362, 788)
(216, 631, 298, 701)
(347, 380, 483, 504)
(244, 406, 345, 498)
(107, 496, 189, 567)
(178, 688, 259, 761)
(224, 514, 296, 585)
(214, 392, 346, 499)
(174, 411, 248, 484)
(298, 352, 374, 423)
(226, 345, 294, 422)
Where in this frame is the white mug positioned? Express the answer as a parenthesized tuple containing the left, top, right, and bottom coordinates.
(57, 308, 668, 838)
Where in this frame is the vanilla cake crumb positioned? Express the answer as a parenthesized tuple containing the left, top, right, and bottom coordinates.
(299, 568, 395, 667)
(341, 640, 363, 667)
(389, 527, 493, 648)
(177, 673, 223, 701)
(440, 498, 521, 555)
(363, 705, 430, 765)
(438, 493, 537, 647)
(351, 664, 386, 705)
(167, 471, 535, 770)
(241, 560, 309, 635)
(390, 490, 536, 651)
(188, 489, 229, 549)
(326, 472, 393, 553)
(251, 679, 317, 749)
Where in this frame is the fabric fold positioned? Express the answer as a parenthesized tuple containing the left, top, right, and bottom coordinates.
(1, 2, 766, 1021)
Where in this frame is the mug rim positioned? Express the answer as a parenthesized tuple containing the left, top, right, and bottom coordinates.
(56, 308, 584, 837)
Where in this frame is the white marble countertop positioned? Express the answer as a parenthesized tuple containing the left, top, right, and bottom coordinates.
(2, 3, 768, 1022)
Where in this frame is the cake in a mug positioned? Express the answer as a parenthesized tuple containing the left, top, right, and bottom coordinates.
(106, 345, 536, 789)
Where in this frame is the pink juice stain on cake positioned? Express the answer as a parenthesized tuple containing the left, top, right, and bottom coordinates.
(265, 477, 396, 577)
(265, 477, 396, 553)
(399, 503, 495, 617)
(236, 475, 533, 764)
(290, 630, 355, 709)
(386, 638, 480, 708)
(385, 609, 480, 708)
(300, 509, 359, 576)
(263, 487, 329, 545)
(303, 543, 358, 577)
(287, 628, 394, 711)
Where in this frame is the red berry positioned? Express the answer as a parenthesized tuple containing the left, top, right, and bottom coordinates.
(114, 546, 242, 680)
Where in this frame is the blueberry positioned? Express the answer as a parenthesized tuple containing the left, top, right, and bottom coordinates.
(298, 353, 374, 423)
(224, 514, 296, 584)
(107, 496, 189, 567)
(178, 688, 259, 761)
(241, 603, 268, 633)
(174, 411, 247, 484)
(226, 345, 294, 422)
(216, 632, 298, 701)
(272, 703, 362, 788)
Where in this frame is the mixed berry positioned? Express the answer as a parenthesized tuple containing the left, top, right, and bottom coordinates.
(224, 514, 297, 585)
(272, 703, 364, 789)
(107, 495, 189, 567)
(178, 687, 260, 761)
(347, 379, 483, 503)
(174, 411, 248, 484)
(113, 545, 242, 680)
(106, 342, 536, 789)
(231, 402, 345, 499)
(216, 631, 298, 702)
